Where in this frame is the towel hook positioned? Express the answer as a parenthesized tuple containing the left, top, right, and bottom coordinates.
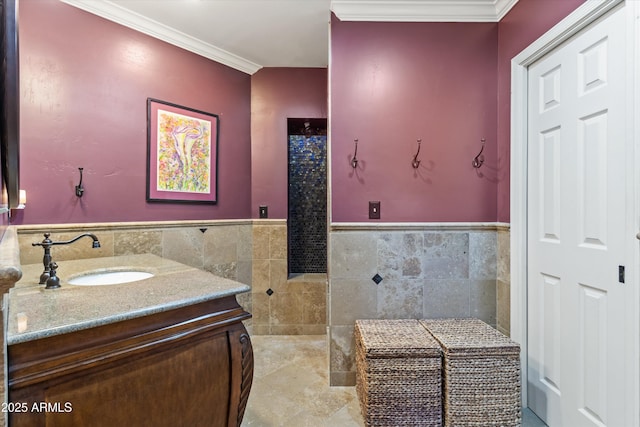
(472, 138, 486, 169)
(412, 139, 422, 169)
(75, 167, 84, 197)
(351, 139, 359, 169)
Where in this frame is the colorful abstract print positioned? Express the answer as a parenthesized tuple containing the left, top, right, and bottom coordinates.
(156, 109, 211, 194)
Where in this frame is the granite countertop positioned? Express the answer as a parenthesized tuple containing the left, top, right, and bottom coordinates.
(5, 254, 250, 345)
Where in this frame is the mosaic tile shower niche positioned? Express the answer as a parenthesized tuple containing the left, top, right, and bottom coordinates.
(287, 119, 327, 274)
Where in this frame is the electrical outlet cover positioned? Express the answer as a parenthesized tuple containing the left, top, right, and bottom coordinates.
(369, 201, 380, 219)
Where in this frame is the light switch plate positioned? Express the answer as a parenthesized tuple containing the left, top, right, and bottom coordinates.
(259, 205, 268, 219)
(369, 201, 380, 219)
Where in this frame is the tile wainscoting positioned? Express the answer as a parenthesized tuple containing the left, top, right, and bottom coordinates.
(4, 220, 510, 387)
(497, 226, 511, 336)
(328, 222, 511, 386)
(251, 222, 327, 335)
(15, 219, 326, 336)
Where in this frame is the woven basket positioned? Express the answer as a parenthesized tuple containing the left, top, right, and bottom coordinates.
(420, 318, 521, 427)
(355, 319, 443, 427)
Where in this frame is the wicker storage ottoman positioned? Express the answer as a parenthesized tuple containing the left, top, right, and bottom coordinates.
(419, 318, 521, 427)
(355, 319, 443, 427)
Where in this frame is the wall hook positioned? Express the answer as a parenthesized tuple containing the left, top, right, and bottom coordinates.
(412, 138, 422, 169)
(472, 138, 486, 169)
(75, 167, 84, 197)
(351, 139, 359, 168)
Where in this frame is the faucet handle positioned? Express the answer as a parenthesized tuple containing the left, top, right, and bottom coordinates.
(45, 262, 61, 290)
(33, 233, 52, 247)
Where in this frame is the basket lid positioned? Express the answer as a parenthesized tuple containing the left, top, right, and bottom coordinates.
(420, 318, 520, 356)
(355, 319, 442, 358)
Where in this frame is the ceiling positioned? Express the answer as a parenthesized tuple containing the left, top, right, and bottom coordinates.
(60, 0, 518, 75)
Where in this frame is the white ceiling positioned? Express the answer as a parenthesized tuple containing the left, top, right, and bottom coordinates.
(60, 0, 518, 75)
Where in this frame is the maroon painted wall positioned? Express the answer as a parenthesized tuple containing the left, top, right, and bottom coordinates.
(330, 16, 498, 222)
(496, 0, 585, 222)
(16, 0, 251, 225)
(251, 68, 327, 219)
(13, 0, 586, 226)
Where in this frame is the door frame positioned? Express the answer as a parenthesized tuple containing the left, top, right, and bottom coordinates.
(510, 0, 640, 417)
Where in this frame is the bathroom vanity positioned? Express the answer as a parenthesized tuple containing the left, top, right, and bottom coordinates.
(4, 254, 253, 427)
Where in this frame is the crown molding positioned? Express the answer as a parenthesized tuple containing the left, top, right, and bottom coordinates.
(60, 0, 262, 75)
(331, 0, 519, 22)
(59, 0, 519, 74)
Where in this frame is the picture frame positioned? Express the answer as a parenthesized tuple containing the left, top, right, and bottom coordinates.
(146, 98, 219, 204)
(2, 0, 20, 212)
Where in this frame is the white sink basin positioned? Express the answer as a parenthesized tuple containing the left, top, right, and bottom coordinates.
(68, 270, 154, 286)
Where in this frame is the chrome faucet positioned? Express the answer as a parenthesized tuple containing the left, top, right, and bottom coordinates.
(32, 232, 101, 288)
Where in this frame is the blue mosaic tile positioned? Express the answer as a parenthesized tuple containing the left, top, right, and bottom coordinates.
(288, 134, 327, 274)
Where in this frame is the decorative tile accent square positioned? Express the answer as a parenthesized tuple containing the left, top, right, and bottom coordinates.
(372, 273, 383, 285)
(266, 288, 274, 296)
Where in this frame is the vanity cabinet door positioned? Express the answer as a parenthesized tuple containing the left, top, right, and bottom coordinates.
(8, 297, 253, 427)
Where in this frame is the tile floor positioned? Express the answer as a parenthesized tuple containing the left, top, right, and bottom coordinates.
(241, 335, 548, 427)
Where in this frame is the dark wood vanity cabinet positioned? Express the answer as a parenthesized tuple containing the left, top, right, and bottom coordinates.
(7, 296, 253, 427)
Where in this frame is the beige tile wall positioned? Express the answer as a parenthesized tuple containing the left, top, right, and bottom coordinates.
(251, 223, 327, 335)
(496, 226, 511, 336)
(327, 224, 509, 386)
(16, 220, 327, 336)
(3, 221, 512, 390)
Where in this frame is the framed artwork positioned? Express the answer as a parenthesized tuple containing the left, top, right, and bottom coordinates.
(146, 98, 219, 203)
(2, 0, 20, 211)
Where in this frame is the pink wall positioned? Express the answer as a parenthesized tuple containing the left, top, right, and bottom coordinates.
(330, 16, 498, 222)
(14, 0, 586, 226)
(251, 68, 327, 219)
(496, 0, 585, 222)
(16, 0, 251, 225)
